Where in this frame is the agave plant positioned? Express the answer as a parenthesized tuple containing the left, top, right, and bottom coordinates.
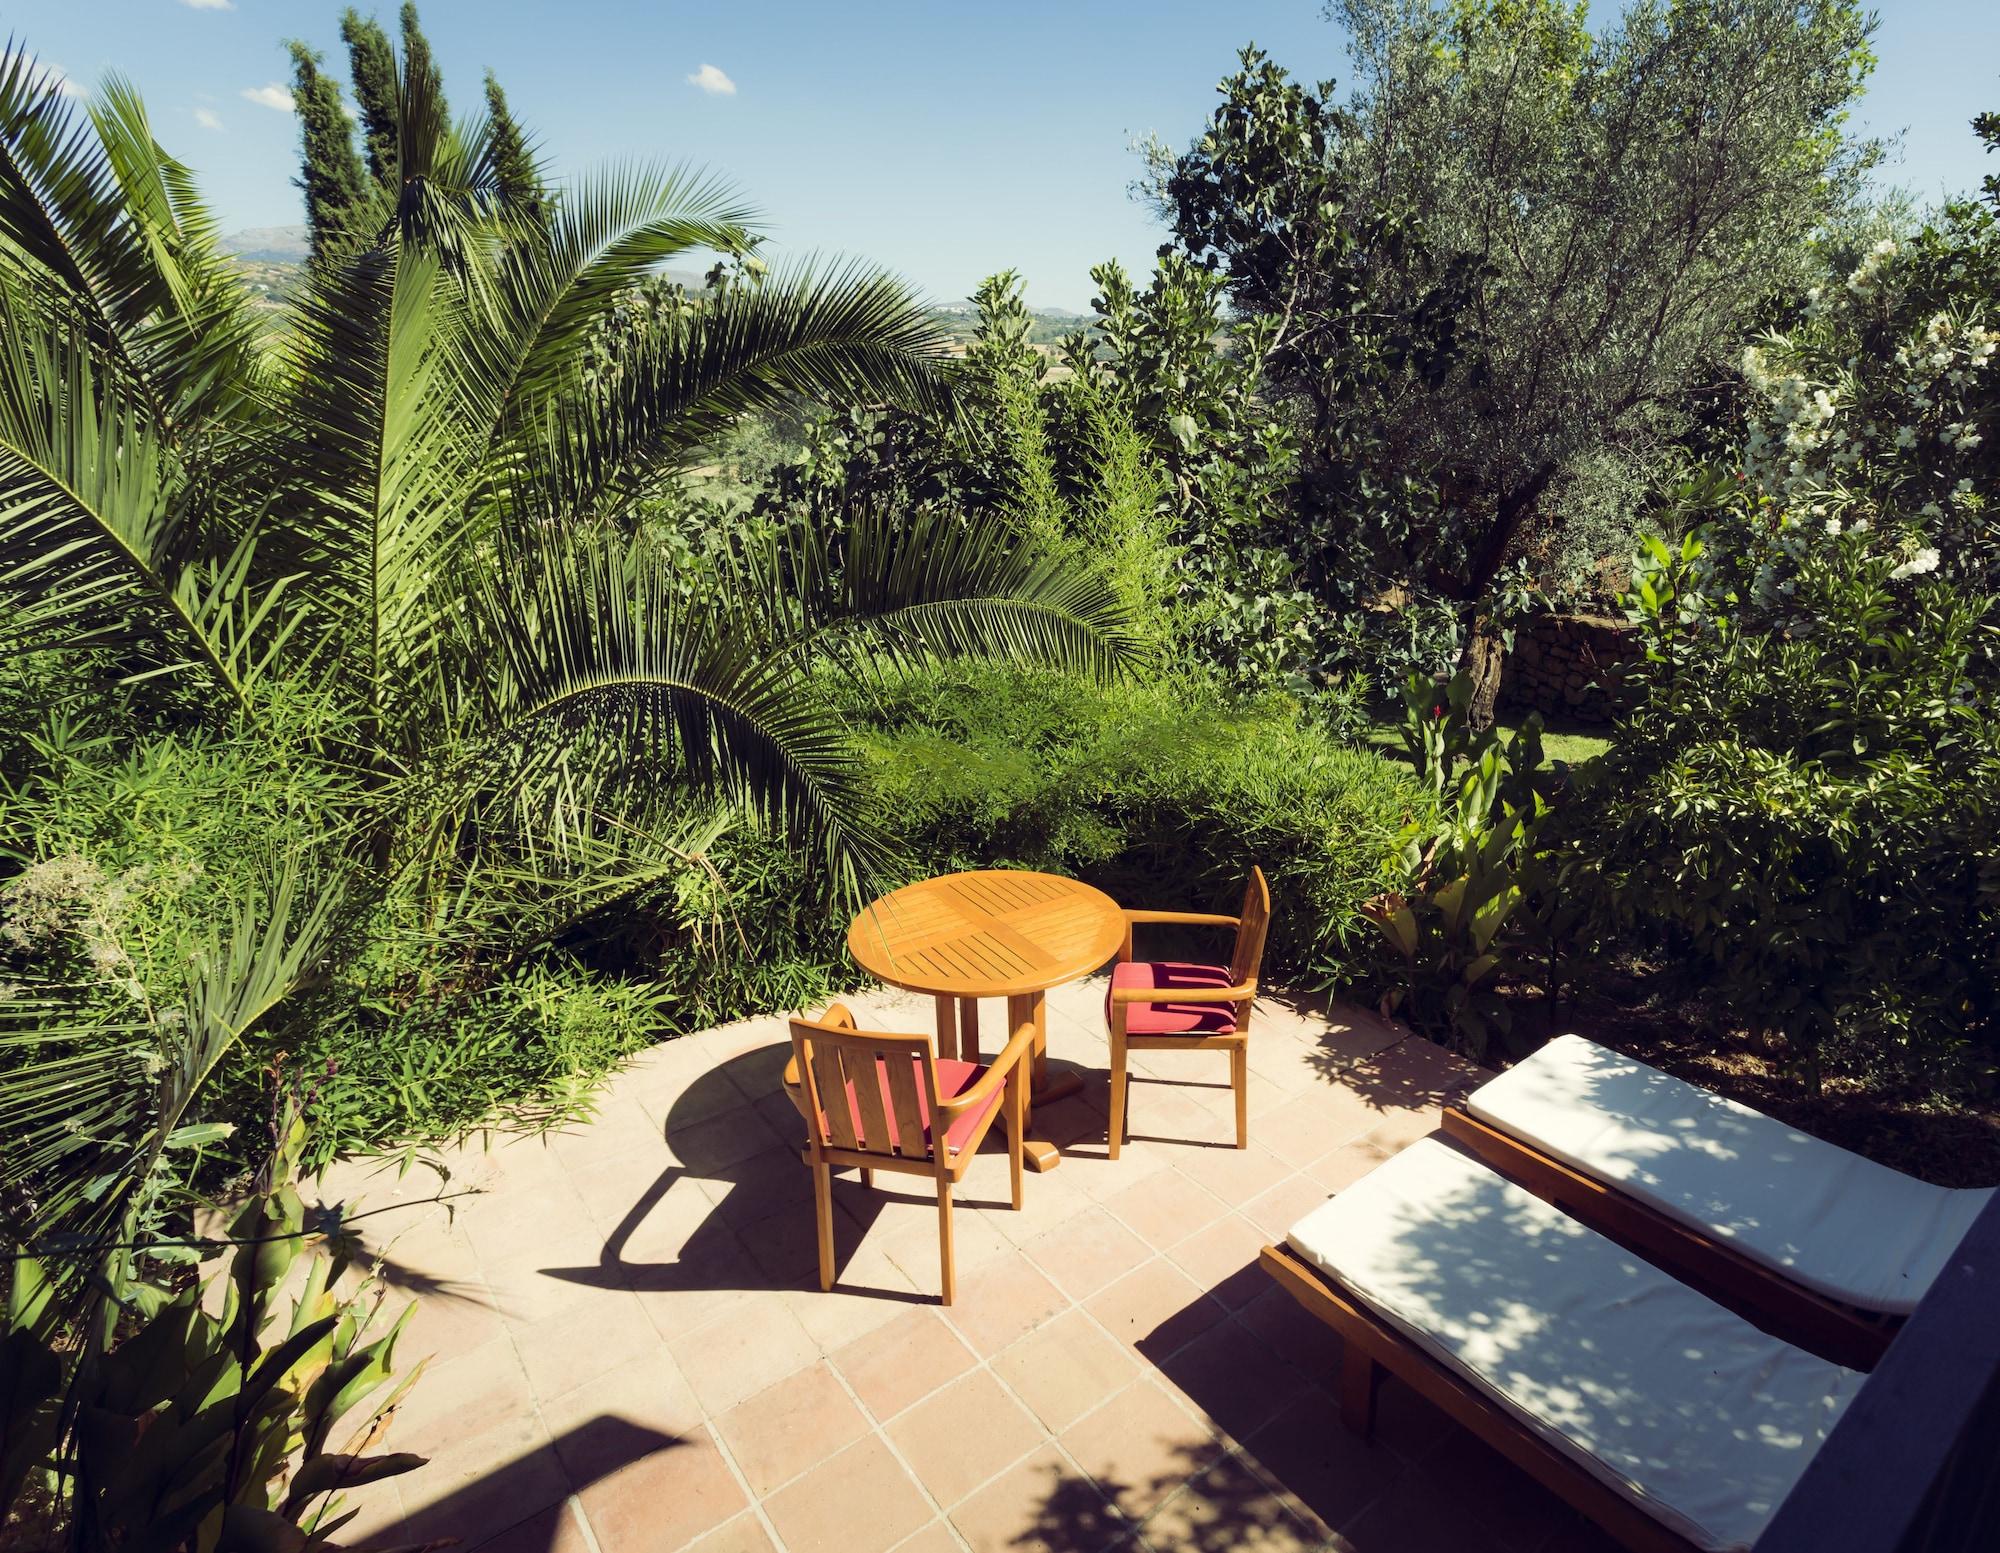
(3, 1097, 429, 1552)
(0, 40, 1132, 1305)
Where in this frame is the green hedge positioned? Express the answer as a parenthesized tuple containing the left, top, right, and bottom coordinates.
(850, 665, 1420, 979)
(569, 666, 1421, 1067)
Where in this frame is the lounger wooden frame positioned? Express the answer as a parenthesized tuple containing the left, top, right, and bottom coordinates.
(1439, 1105, 1893, 1371)
(1259, 1241, 1701, 1553)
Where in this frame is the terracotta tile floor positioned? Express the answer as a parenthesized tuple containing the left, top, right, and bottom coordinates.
(318, 978, 1622, 1553)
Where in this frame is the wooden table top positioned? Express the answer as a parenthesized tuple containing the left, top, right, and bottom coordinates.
(848, 870, 1125, 999)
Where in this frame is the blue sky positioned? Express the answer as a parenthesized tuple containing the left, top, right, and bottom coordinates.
(15, 0, 2000, 311)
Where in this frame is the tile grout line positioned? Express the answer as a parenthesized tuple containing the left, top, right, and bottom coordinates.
(817, 1353, 975, 1551)
(939, 1309, 1152, 1550)
(560, 1495, 603, 1553)
(1042, 1171, 1359, 1550)
(699, 1415, 794, 1553)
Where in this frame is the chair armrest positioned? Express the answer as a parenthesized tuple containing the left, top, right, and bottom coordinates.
(937, 1017, 1039, 1119)
(1110, 980, 1256, 1006)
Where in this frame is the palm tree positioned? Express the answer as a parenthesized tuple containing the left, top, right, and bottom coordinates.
(0, 47, 1134, 1288)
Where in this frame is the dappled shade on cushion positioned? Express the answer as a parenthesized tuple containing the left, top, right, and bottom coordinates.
(1107, 960, 1239, 1035)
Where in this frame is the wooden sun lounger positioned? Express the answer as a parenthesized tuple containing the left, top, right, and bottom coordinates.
(1260, 1240, 1700, 1553)
(1264, 1138, 1867, 1553)
(1437, 1104, 1893, 1371)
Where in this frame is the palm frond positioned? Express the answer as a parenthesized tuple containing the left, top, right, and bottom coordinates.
(0, 987, 154, 1258)
(0, 299, 293, 707)
(273, 241, 496, 712)
(0, 46, 165, 414)
(0, 50, 265, 435)
(471, 161, 757, 431)
(534, 259, 950, 515)
(383, 54, 501, 285)
(766, 500, 1147, 683)
(86, 73, 269, 430)
(401, 788, 737, 960)
(444, 522, 898, 897)
(0, 864, 332, 1295)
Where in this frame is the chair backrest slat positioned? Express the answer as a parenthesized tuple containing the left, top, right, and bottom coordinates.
(791, 1012, 940, 1164)
(850, 1050, 893, 1152)
(882, 1049, 929, 1159)
(1229, 865, 1273, 992)
(809, 1039, 860, 1151)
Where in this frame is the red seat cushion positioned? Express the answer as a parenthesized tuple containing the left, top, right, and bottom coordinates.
(830, 1056, 1001, 1157)
(1108, 960, 1239, 1036)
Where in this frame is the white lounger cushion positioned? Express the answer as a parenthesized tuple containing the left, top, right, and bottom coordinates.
(1286, 1139, 1861, 1553)
(1466, 1034, 1994, 1315)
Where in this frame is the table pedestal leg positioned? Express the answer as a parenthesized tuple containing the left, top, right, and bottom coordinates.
(933, 994, 956, 1061)
(1005, 991, 1072, 1173)
(958, 997, 979, 1063)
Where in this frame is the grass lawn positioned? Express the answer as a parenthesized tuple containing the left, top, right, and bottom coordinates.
(1367, 718, 1611, 768)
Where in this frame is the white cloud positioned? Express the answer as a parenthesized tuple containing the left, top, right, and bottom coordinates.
(687, 63, 735, 96)
(194, 107, 223, 131)
(241, 83, 295, 113)
(38, 62, 85, 99)
(180, 0, 235, 9)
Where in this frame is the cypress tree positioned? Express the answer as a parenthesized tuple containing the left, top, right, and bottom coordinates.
(287, 41, 369, 269)
(340, 8, 399, 192)
(399, 3, 447, 120)
(484, 72, 548, 225)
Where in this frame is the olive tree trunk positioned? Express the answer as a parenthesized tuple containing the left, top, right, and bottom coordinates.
(1460, 614, 1506, 731)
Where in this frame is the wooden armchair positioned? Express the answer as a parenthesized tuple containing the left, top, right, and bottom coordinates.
(1106, 866, 1271, 1158)
(783, 1001, 1033, 1304)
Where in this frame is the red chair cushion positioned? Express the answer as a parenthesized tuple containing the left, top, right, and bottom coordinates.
(832, 1056, 1002, 1157)
(1108, 960, 1240, 1035)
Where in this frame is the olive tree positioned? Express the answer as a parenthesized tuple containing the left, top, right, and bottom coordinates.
(1156, 0, 1879, 722)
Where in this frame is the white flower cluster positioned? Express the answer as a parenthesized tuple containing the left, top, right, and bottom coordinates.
(1844, 238, 1898, 300)
(1889, 547, 1941, 581)
(1741, 258, 1995, 509)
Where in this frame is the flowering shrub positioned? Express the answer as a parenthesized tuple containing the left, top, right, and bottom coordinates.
(1739, 203, 1999, 588)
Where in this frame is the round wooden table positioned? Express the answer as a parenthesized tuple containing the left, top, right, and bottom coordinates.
(847, 870, 1124, 1171)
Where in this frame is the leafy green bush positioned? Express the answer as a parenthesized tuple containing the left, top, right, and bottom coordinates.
(565, 823, 852, 1037)
(1574, 523, 2000, 1093)
(279, 960, 676, 1169)
(849, 664, 1421, 979)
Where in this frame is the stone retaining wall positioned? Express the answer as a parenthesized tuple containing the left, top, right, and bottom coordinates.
(1499, 612, 1637, 724)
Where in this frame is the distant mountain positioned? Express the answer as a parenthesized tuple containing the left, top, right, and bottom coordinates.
(220, 225, 310, 263)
